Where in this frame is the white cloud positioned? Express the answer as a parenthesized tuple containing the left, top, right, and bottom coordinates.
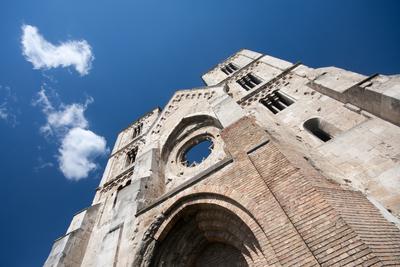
(21, 24, 94, 76)
(0, 85, 18, 126)
(35, 88, 107, 180)
(46, 103, 89, 131)
(34, 87, 93, 136)
(59, 127, 106, 180)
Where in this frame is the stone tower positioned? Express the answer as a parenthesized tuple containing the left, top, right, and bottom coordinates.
(45, 49, 400, 266)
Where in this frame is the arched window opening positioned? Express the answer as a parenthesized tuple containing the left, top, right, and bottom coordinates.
(180, 137, 214, 167)
(132, 122, 143, 139)
(303, 118, 333, 142)
(125, 147, 138, 167)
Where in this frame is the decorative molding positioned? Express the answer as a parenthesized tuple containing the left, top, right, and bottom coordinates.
(151, 89, 217, 135)
(120, 107, 161, 133)
(201, 49, 245, 77)
(238, 62, 301, 107)
(99, 165, 134, 193)
(111, 137, 145, 158)
(215, 55, 265, 87)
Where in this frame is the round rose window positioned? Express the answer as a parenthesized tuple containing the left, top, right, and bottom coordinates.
(180, 137, 214, 167)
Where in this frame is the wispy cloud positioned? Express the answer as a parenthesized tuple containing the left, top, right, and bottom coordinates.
(34, 88, 92, 136)
(0, 108, 8, 120)
(34, 157, 54, 172)
(0, 85, 18, 127)
(21, 24, 94, 76)
(34, 88, 107, 180)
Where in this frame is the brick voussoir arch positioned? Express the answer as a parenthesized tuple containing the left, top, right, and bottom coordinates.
(133, 184, 280, 267)
(155, 184, 266, 238)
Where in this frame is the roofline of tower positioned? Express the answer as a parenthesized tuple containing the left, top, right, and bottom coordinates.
(158, 84, 226, 115)
(171, 84, 224, 95)
(200, 48, 262, 84)
(120, 106, 162, 133)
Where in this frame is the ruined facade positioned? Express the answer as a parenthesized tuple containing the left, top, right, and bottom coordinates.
(45, 49, 400, 266)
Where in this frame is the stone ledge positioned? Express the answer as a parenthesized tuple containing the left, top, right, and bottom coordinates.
(135, 157, 233, 216)
(247, 139, 270, 154)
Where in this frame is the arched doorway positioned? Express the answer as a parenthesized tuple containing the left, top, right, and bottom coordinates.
(151, 204, 261, 267)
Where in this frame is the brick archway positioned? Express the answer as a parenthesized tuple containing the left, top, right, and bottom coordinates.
(133, 191, 279, 267)
(152, 203, 256, 266)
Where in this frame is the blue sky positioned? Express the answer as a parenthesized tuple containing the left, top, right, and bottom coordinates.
(0, 0, 399, 266)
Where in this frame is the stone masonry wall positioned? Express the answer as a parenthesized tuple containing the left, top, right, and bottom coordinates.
(44, 49, 400, 266)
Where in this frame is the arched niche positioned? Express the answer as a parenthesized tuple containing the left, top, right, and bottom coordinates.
(303, 117, 341, 142)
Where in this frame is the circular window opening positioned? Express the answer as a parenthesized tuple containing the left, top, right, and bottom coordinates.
(181, 137, 214, 167)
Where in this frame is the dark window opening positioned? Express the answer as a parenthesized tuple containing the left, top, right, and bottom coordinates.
(132, 123, 143, 139)
(126, 147, 138, 167)
(221, 63, 239, 75)
(303, 118, 332, 142)
(237, 73, 262, 91)
(181, 138, 214, 167)
(260, 91, 294, 114)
